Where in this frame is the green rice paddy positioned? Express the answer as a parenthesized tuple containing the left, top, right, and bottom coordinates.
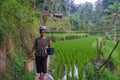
(50, 36, 120, 79)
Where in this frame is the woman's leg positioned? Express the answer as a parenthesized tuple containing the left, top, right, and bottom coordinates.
(35, 56, 43, 79)
(42, 73, 46, 80)
(42, 55, 48, 80)
(40, 72, 43, 79)
(47, 55, 50, 70)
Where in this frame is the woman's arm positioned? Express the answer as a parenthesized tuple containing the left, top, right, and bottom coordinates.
(48, 39, 52, 48)
(29, 47, 35, 59)
(29, 38, 37, 59)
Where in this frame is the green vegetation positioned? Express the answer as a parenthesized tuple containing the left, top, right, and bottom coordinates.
(0, 0, 39, 79)
(0, 0, 120, 80)
(46, 32, 88, 42)
(46, 18, 70, 29)
(52, 36, 97, 79)
(82, 64, 119, 80)
(50, 36, 120, 79)
(19, 71, 36, 80)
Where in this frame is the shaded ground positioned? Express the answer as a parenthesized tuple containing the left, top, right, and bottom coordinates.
(35, 73, 54, 80)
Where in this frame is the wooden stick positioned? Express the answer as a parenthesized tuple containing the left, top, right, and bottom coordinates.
(99, 40, 119, 69)
(96, 38, 99, 58)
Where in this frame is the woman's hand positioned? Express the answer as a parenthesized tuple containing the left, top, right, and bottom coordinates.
(29, 47, 34, 59)
(48, 39, 52, 47)
(29, 54, 33, 60)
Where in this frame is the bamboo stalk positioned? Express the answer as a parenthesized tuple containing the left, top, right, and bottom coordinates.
(96, 38, 99, 58)
(99, 40, 119, 69)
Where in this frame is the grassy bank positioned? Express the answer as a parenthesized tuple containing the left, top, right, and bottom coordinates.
(0, 0, 39, 79)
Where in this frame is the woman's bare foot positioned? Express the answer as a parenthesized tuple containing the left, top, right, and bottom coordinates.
(39, 73, 43, 79)
(42, 74, 46, 80)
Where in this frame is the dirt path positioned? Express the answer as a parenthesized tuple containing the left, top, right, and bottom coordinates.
(35, 73, 54, 80)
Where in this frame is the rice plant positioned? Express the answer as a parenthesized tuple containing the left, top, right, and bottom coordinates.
(51, 36, 120, 79)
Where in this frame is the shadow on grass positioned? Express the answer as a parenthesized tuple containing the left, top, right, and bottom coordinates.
(19, 71, 36, 80)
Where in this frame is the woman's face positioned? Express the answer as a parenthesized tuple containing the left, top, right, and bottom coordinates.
(40, 30, 45, 36)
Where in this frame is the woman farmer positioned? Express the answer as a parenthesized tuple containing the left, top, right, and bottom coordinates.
(29, 25, 51, 80)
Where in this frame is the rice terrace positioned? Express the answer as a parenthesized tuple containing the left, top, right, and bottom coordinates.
(50, 35, 120, 80)
(0, 0, 120, 80)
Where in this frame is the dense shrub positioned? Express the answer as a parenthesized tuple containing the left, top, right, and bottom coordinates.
(0, 0, 39, 79)
(48, 34, 88, 42)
